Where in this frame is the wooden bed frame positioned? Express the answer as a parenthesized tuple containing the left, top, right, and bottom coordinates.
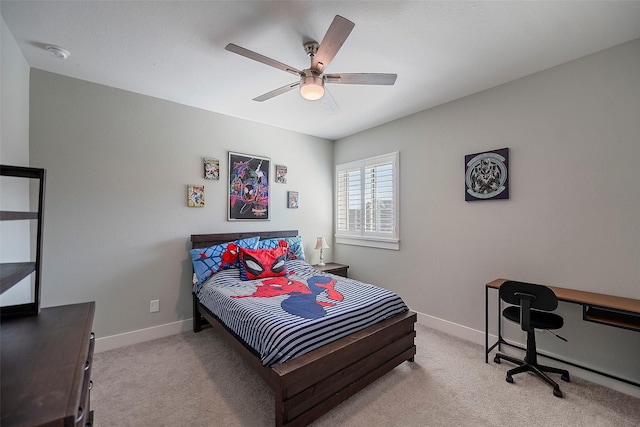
(191, 230, 417, 427)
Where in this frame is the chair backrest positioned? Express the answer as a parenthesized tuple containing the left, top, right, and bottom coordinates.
(500, 280, 558, 311)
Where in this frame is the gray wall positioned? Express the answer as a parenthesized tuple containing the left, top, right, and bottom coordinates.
(28, 70, 334, 339)
(0, 15, 31, 305)
(1, 15, 29, 165)
(335, 39, 640, 387)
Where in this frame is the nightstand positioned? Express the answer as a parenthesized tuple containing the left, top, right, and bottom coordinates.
(313, 262, 349, 278)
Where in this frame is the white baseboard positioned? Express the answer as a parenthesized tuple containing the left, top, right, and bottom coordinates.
(415, 310, 488, 345)
(413, 310, 640, 399)
(95, 319, 192, 353)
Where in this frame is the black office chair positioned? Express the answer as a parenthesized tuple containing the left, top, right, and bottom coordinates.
(493, 280, 570, 397)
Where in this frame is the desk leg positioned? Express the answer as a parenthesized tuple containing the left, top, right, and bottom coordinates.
(485, 285, 489, 363)
(486, 285, 505, 361)
(498, 296, 502, 352)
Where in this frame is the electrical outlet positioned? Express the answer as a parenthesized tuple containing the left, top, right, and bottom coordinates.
(150, 299, 160, 313)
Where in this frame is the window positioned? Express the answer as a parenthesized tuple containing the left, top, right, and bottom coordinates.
(335, 151, 399, 250)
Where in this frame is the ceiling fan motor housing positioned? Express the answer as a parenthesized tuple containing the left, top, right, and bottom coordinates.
(304, 42, 320, 58)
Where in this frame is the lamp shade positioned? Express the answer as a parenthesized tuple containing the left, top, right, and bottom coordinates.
(315, 237, 330, 250)
(300, 75, 325, 101)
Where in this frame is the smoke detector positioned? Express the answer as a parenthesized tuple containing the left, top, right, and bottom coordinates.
(46, 45, 70, 60)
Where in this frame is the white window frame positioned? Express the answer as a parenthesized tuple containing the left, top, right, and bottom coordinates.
(335, 151, 399, 250)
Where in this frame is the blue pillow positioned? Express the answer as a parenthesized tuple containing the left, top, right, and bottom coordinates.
(257, 236, 305, 261)
(190, 236, 259, 285)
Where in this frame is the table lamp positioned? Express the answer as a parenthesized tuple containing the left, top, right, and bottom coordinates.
(315, 237, 329, 266)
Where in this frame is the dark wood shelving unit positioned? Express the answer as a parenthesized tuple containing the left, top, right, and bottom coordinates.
(0, 165, 46, 318)
(1, 167, 96, 425)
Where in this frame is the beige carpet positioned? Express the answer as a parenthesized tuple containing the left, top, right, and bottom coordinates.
(91, 324, 640, 426)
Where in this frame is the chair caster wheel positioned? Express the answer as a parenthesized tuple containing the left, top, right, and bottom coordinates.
(494, 356, 501, 364)
(506, 375, 513, 383)
(553, 388, 563, 398)
(561, 373, 570, 382)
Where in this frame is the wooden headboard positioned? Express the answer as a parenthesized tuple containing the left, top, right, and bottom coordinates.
(190, 230, 298, 249)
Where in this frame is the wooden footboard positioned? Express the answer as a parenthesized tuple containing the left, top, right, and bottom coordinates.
(271, 309, 416, 426)
(194, 296, 416, 426)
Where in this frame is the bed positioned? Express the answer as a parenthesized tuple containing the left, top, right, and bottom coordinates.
(190, 230, 416, 427)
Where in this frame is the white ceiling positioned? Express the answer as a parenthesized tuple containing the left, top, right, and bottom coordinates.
(2, 1, 640, 140)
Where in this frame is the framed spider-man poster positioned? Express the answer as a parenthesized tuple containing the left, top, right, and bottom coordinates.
(228, 152, 270, 220)
(464, 147, 509, 201)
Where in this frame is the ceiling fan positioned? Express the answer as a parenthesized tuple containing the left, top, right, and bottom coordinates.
(225, 15, 397, 110)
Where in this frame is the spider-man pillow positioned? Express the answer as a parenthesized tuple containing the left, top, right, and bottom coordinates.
(190, 237, 259, 285)
(257, 236, 305, 261)
(239, 246, 288, 281)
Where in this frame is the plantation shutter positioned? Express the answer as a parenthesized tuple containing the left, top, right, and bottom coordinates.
(335, 152, 399, 250)
(364, 159, 394, 235)
(336, 165, 362, 233)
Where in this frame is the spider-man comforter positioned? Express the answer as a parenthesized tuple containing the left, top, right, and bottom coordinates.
(195, 259, 409, 367)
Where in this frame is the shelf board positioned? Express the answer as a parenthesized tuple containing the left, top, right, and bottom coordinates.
(1, 211, 38, 221)
(1, 165, 45, 179)
(1, 262, 36, 294)
(584, 306, 640, 332)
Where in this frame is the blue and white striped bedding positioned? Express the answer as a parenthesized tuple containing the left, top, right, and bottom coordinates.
(195, 259, 408, 367)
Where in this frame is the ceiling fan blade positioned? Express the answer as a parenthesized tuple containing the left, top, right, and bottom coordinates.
(225, 43, 302, 76)
(325, 73, 397, 85)
(320, 87, 339, 114)
(312, 15, 355, 73)
(253, 81, 300, 102)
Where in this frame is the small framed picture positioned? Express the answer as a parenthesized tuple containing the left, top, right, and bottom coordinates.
(287, 191, 299, 209)
(276, 164, 287, 184)
(204, 157, 219, 180)
(187, 184, 205, 207)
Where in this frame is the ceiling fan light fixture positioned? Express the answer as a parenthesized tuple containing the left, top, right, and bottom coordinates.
(300, 75, 324, 101)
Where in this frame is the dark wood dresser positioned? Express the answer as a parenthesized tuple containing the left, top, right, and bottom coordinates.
(1, 302, 96, 426)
